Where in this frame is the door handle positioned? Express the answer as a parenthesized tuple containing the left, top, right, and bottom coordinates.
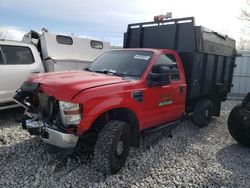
(31, 70, 40, 73)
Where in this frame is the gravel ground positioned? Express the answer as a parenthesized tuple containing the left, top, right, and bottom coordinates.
(0, 101, 250, 188)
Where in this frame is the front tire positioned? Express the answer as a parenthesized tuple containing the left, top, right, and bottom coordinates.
(93, 120, 130, 174)
(228, 104, 250, 147)
(193, 99, 213, 127)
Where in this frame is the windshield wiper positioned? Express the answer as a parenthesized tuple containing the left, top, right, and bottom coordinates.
(92, 69, 121, 76)
(84, 67, 92, 72)
(114, 72, 140, 77)
(112, 72, 126, 77)
(87, 69, 137, 78)
(94, 70, 110, 74)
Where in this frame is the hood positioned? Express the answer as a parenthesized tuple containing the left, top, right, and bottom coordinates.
(27, 71, 128, 100)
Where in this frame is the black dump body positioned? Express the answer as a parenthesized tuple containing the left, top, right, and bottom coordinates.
(124, 17, 236, 111)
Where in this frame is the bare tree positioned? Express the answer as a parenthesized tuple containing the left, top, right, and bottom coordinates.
(240, 0, 250, 24)
(0, 25, 4, 39)
(238, 37, 250, 50)
(238, 0, 250, 50)
(0, 25, 8, 39)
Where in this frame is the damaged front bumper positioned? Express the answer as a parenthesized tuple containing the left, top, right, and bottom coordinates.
(14, 87, 79, 149)
(23, 117, 79, 149)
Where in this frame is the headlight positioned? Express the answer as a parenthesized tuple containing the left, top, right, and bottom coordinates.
(59, 101, 82, 126)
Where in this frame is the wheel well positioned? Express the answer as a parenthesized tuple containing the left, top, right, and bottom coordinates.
(186, 96, 221, 117)
(87, 108, 140, 147)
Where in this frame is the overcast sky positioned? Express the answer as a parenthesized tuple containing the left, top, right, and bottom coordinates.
(0, 0, 247, 46)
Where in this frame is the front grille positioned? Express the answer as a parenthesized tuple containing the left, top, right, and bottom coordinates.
(37, 93, 58, 120)
(38, 92, 48, 113)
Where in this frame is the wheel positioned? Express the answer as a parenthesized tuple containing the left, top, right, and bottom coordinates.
(228, 104, 250, 147)
(93, 120, 130, 174)
(193, 99, 213, 127)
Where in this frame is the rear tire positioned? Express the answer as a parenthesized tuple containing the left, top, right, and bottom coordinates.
(193, 99, 213, 127)
(93, 120, 130, 174)
(228, 104, 250, 147)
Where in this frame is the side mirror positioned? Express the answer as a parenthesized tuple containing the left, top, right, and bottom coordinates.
(147, 65, 171, 87)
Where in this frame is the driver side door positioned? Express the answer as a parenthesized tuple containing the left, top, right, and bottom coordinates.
(142, 53, 184, 129)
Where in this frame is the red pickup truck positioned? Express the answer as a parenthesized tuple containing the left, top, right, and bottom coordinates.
(14, 17, 236, 174)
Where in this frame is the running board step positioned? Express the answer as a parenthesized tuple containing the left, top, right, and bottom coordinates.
(142, 120, 180, 135)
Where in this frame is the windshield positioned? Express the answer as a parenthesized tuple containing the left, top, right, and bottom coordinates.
(85, 50, 154, 79)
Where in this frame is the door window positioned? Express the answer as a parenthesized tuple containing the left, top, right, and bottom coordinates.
(154, 54, 180, 80)
(0, 45, 34, 65)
